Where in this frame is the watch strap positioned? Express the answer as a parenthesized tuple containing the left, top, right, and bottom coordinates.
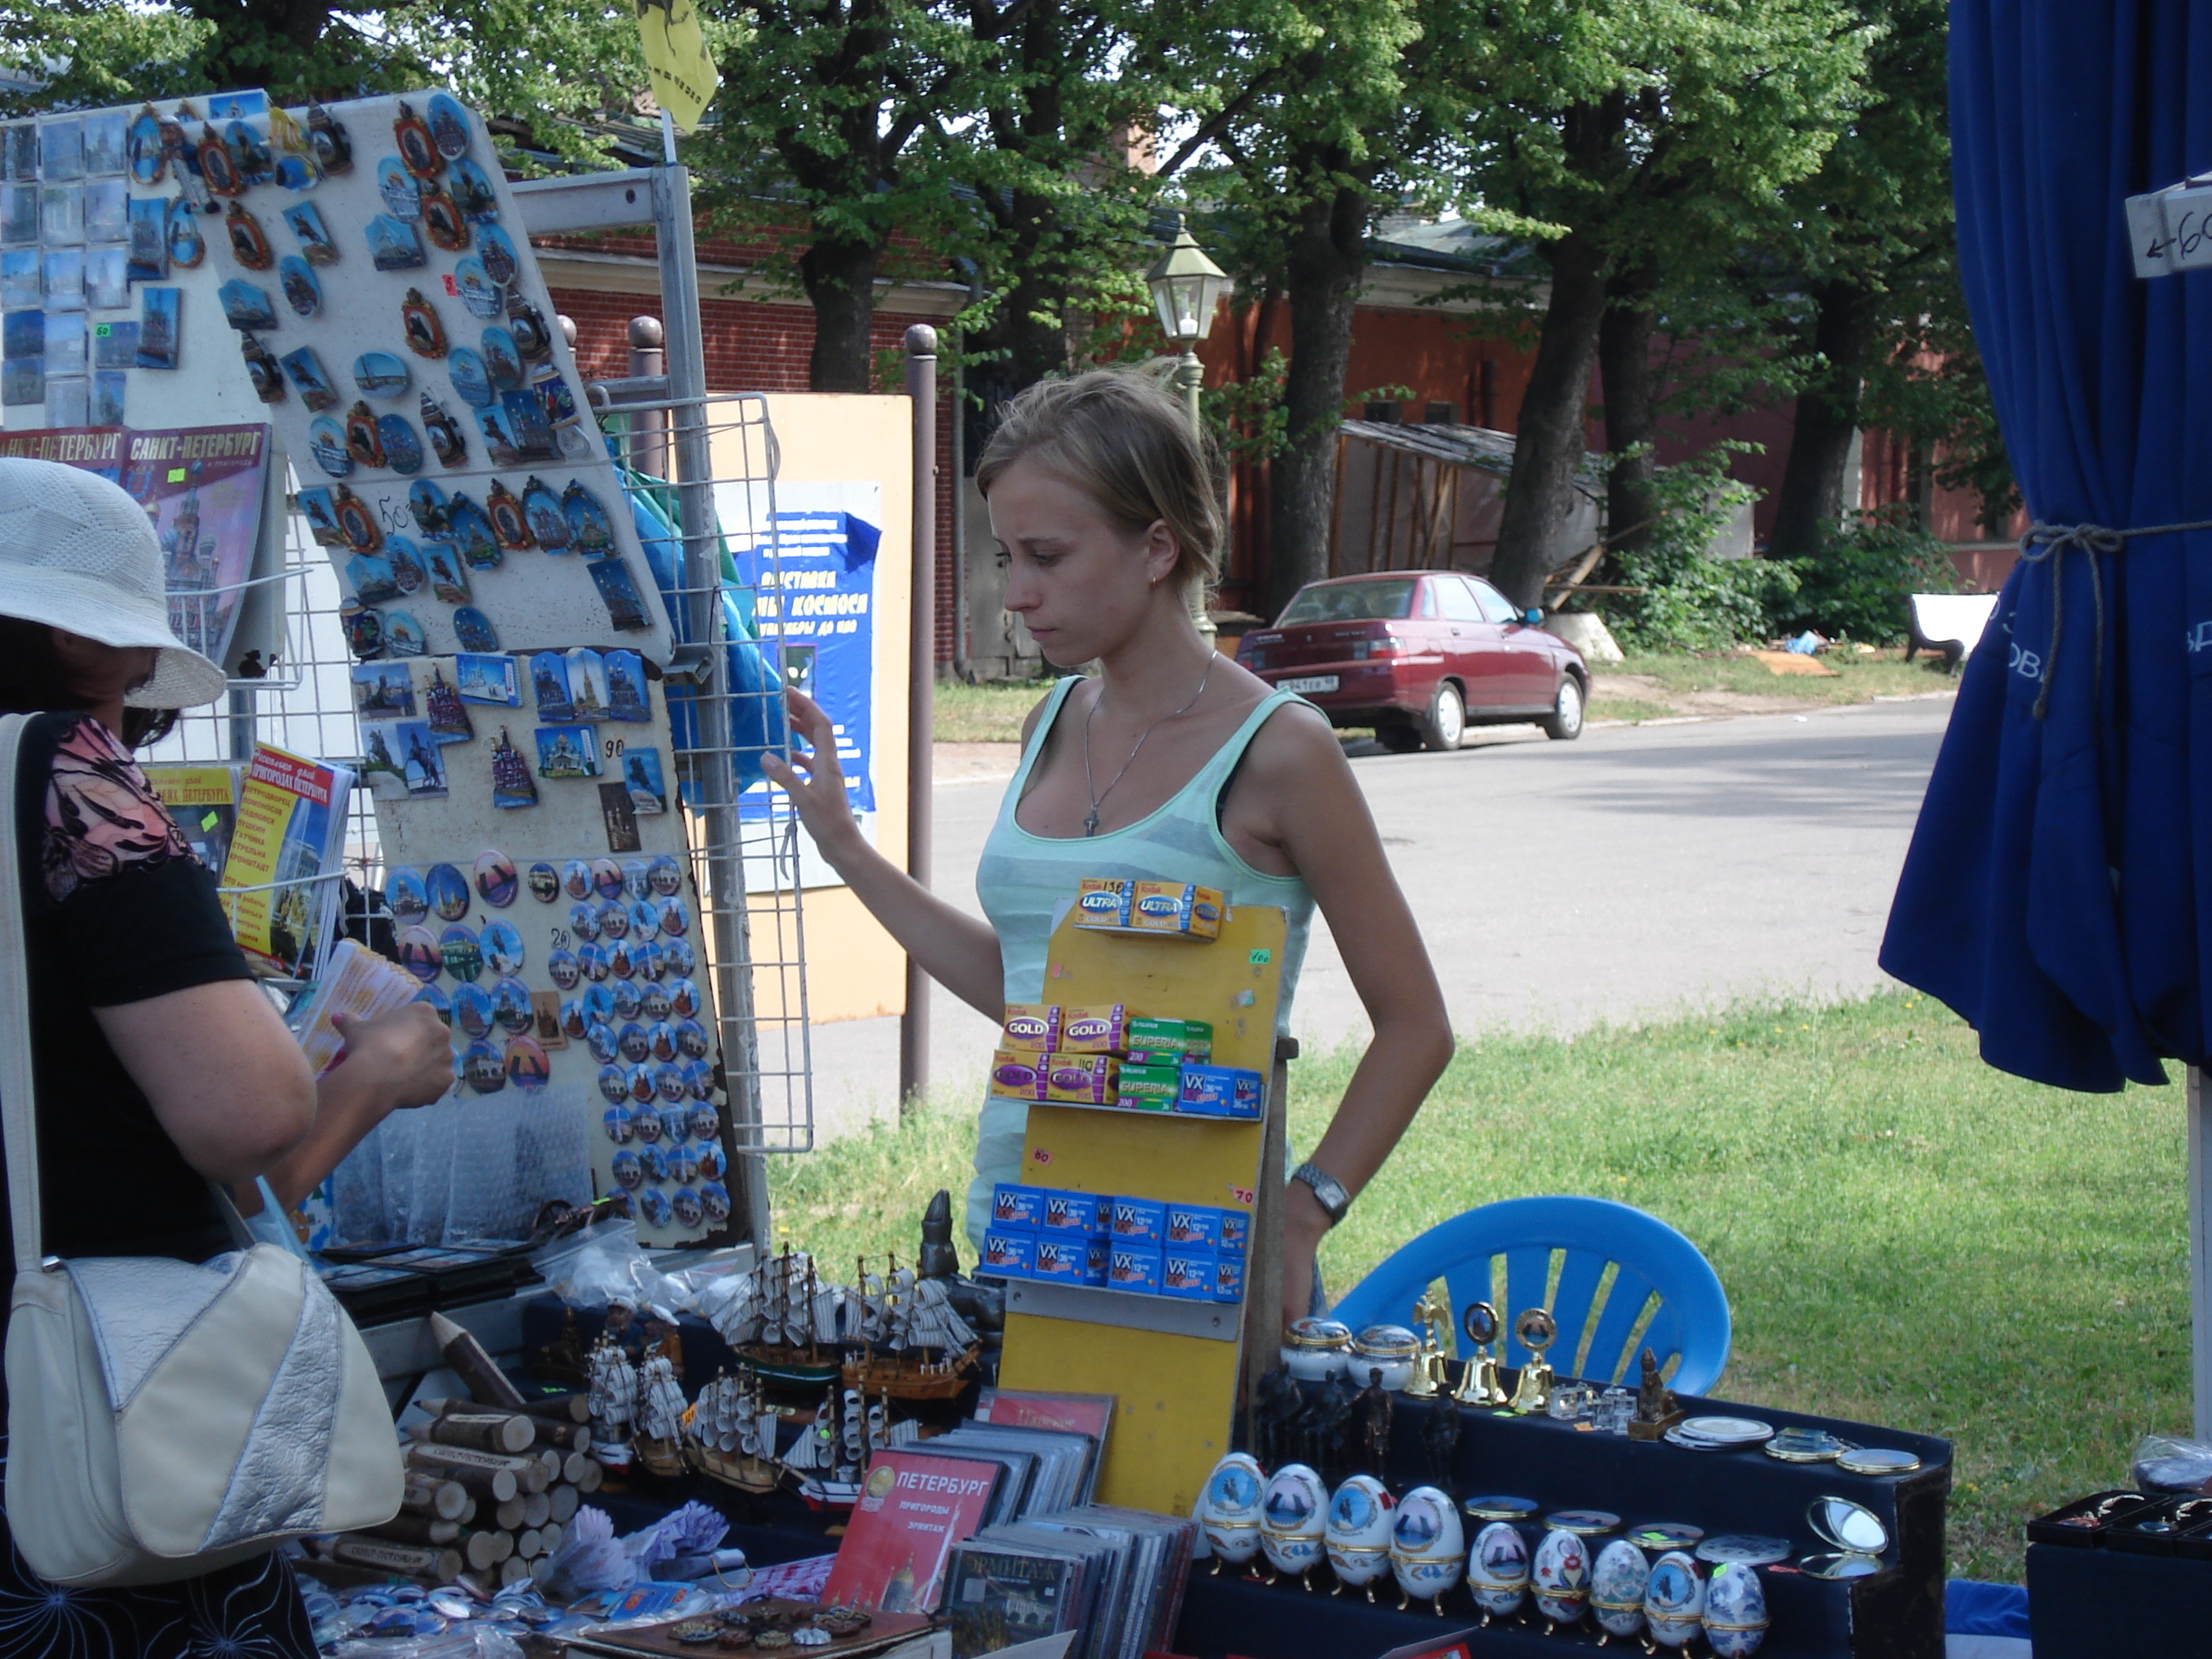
(1291, 1161, 1351, 1225)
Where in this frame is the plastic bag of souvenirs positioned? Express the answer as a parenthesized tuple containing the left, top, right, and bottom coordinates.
(531, 1217, 684, 1317)
(2135, 1434, 2212, 1494)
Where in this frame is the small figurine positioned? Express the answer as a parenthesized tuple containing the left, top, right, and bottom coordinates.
(1627, 1345, 1686, 1441)
(1354, 1366, 1394, 1478)
(1420, 1388, 1461, 1486)
(1316, 1368, 1361, 1489)
(1250, 1364, 1298, 1470)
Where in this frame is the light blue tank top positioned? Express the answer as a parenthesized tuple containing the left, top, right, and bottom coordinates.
(965, 676, 1319, 1248)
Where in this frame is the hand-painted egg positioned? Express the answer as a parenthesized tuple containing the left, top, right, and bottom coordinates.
(1259, 1463, 1328, 1577)
(1465, 1521, 1530, 1618)
(1590, 1539, 1650, 1638)
(1703, 1562, 1768, 1657)
(1533, 1528, 1591, 1625)
(1197, 1453, 1263, 1564)
(1643, 1550, 1706, 1649)
(1389, 1485, 1464, 1602)
(1324, 1476, 1394, 1588)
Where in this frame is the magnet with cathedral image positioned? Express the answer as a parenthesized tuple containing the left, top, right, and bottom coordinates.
(224, 201, 272, 269)
(402, 288, 446, 358)
(486, 480, 533, 551)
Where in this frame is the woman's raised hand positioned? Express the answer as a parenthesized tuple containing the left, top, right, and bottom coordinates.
(760, 688, 862, 855)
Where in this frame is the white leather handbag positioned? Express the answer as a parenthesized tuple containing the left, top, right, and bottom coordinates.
(0, 711, 403, 1587)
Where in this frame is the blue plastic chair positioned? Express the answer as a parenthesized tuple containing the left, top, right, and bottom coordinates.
(1328, 1196, 1731, 1396)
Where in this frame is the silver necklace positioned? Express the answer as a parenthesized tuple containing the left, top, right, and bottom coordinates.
(1081, 654, 1214, 837)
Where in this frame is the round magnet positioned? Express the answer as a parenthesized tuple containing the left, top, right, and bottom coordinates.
(674, 1018, 709, 1060)
(379, 416, 425, 477)
(639, 982, 673, 1023)
(599, 1067, 630, 1108)
(612, 980, 643, 1021)
(452, 606, 499, 653)
(388, 538, 426, 594)
(607, 937, 636, 980)
(631, 939, 664, 983)
(473, 849, 517, 907)
(617, 1021, 650, 1064)
(629, 899, 658, 937)
(623, 859, 652, 901)
(482, 919, 524, 976)
(638, 1186, 672, 1229)
(647, 855, 683, 898)
(610, 1149, 641, 1191)
(577, 941, 610, 983)
(492, 976, 532, 1034)
(398, 925, 442, 982)
(668, 979, 701, 1020)
(504, 1035, 549, 1091)
(425, 862, 470, 921)
(644, 1021, 676, 1064)
(701, 1181, 731, 1223)
(696, 1140, 725, 1181)
(459, 1041, 504, 1093)
(447, 346, 493, 408)
(657, 896, 690, 938)
(597, 901, 631, 941)
(591, 858, 624, 900)
(566, 901, 599, 942)
(548, 949, 580, 991)
(628, 1064, 657, 1108)
(383, 611, 427, 657)
(526, 861, 560, 903)
(562, 859, 593, 900)
(602, 1103, 633, 1141)
(582, 984, 616, 1024)
(658, 1105, 689, 1142)
(586, 1022, 618, 1064)
(415, 983, 451, 1026)
(660, 1186, 698, 1230)
(438, 924, 482, 982)
(663, 939, 696, 977)
(559, 997, 586, 1038)
(451, 983, 494, 1040)
(478, 222, 519, 286)
(683, 1061, 714, 1104)
(454, 255, 500, 319)
(386, 866, 429, 921)
(427, 93, 473, 160)
(688, 1102, 720, 1140)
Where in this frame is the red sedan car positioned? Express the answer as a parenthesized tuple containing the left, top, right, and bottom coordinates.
(1235, 570, 1588, 751)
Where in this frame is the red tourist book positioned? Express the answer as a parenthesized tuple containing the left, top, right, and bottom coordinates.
(819, 1449, 1002, 1613)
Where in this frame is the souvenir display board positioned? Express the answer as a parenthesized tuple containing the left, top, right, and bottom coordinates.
(995, 903, 1287, 1520)
(366, 647, 736, 1250)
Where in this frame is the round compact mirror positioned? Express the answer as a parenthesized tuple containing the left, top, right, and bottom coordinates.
(1808, 1496, 1891, 1556)
(1796, 1551, 1884, 1580)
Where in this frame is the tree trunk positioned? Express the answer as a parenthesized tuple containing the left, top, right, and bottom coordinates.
(798, 233, 881, 394)
(1489, 231, 1610, 611)
(1767, 277, 1881, 561)
(1597, 263, 1660, 562)
(1268, 168, 1371, 616)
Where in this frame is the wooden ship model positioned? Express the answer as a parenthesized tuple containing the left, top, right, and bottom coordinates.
(633, 1346, 693, 1478)
(705, 1246, 845, 1388)
(585, 1333, 639, 1471)
(841, 1254, 983, 1401)
(687, 1365, 783, 1495)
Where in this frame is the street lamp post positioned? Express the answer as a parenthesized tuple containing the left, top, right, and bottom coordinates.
(1145, 217, 1232, 640)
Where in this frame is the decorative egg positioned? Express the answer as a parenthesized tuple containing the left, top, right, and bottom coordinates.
(1325, 1476, 1394, 1591)
(1590, 1539, 1650, 1639)
(1348, 1323, 1421, 1390)
(1260, 1463, 1328, 1579)
(1704, 1562, 1769, 1657)
(1532, 1527, 1591, 1626)
(1389, 1485, 1464, 1605)
(1197, 1453, 1263, 1565)
(1465, 1521, 1530, 1620)
(1280, 1316, 1354, 1382)
(1643, 1550, 1706, 1649)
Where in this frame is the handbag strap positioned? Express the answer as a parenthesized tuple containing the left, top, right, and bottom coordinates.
(0, 711, 43, 1274)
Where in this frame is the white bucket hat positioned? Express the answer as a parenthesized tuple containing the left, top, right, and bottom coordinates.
(0, 456, 229, 709)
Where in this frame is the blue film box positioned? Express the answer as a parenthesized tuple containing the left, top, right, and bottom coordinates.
(1032, 1234, 1090, 1283)
(1218, 1208, 1249, 1257)
(1085, 1237, 1110, 1286)
(1109, 1196, 1166, 1246)
(1164, 1201, 1222, 1251)
(1040, 1188, 1107, 1236)
(1162, 1247, 1217, 1300)
(1107, 1243, 1163, 1293)
(1213, 1252, 1247, 1303)
(1177, 1064, 1264, 1119)
(981, 1229, 1035, 1277)
(991, 1183, 1044, 1231)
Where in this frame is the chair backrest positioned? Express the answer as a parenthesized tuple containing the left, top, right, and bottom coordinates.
(1328, 1196, 1731, 1397)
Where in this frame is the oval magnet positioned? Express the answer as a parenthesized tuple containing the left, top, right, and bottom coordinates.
(597, 900, 631, 941)
(683, 1060, 715, 1104)
(452, 982, 494, 1040)
(354, 350, 411, 400)
(581, 983, 615, 1024)
(631, 939, 663, 983)
(504, 1035, 548, 1090)
(477, 221, 518, 285)
(668, 978, 701, 1020)
(526, 861, 560, 903)
(674, 1019, 709, 1060)
(603, 1103, 634, 1140)
(562, 859, 593, 900)
(647, 855, 683, 897)
(578, 943, 610, 984)
(492, 976, 532, 1033)
(664, 938, 695, 976)
(452, 606, 498, 653)
(610, 1148, 641, 1190)
(427, 94, 473, 159)
(586, 1022, 617, 1064)
(454, 255, 500, 319)
(460, 1040, 504, 1093)
(438, 923, 482, 983)
(376, 156, 422, 218)
(482, 920, 524, 976)
(657, 896, 690, 937)
(639, 981, 672, 1023)
(383, 611, 426, 657)
(591, 858, 624, 900)
(612, 980, 643, 1022)
(638, 1187, 673, 1229)
(446, 347, 493, 408)
(415, 983, 450, 1026)
(386, 866, 428, 921)
(623, 859, 652, 901)
(701, 1181, 731, 1223)
(425, 862, 470, 921)
(688, 1103, 720, 1140)
(547, 949, 580, 991)
(473, 849, 517, 907)
(672, 1188, 704, 1229)
(628, 1066, 658, 1108)
(307, 416, 352, 478)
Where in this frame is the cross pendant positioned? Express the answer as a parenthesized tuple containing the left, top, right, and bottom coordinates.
(1082, 811, 1101, 837)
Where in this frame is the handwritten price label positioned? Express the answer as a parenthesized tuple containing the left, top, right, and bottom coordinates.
(1228, 1185, 1254, 1206)
(1031, 1148, 1053, 1165)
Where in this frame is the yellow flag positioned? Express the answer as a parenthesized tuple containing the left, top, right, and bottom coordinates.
(635, 0, 720, 134)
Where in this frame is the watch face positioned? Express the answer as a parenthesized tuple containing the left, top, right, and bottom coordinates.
(1296, 1164, 1348, 1219)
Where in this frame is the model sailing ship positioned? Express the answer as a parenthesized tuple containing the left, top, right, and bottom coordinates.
(687, 1366, 783, 1495)
(634, 1347, 692, 1478)
(843, 1256, 983, 1401)
(585, 1334, 639, 1470)
(705, 1246, 845, 1387)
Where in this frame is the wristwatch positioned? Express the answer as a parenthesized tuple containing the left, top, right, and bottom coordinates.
(1291, 1162, 1352, 1226)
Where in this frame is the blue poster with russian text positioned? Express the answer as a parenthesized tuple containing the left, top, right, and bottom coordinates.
(735, 504, 877, 817)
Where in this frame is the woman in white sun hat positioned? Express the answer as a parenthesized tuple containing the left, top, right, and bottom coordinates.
(0, 458, 449, 1656)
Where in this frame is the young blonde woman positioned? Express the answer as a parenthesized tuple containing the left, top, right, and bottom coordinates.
(765, 368, 1452, 1329)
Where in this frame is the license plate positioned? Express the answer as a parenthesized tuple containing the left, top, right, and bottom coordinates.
(1278, 674, 1339, 694)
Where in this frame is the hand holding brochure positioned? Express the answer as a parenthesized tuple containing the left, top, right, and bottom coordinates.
(291, 939, 425, 1076)
(218, 742, 353, 980)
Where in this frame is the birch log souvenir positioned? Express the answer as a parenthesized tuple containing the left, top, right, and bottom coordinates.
(430, 1309, 533, 1410)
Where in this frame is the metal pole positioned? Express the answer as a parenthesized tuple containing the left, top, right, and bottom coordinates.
(626, 317, 669, 481)
(900, 326, 938, 1117)
(2193, 1065, 2210, 1440)
(1178, 346, 1217, 643)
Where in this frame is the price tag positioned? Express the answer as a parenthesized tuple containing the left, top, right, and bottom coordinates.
(2162, 183, 2212, 273)
(1031, 1148, 1053, 1165)
(1228, 1185, 1255, 1206)
(2128, 188, 2181, 278)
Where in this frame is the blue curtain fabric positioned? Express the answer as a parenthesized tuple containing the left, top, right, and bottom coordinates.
(1881, 2, 2212, 1090)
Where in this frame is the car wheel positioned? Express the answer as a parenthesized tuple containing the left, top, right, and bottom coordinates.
(1419, 680, 1466, 753)
(1376, 723, 1423, 754)
(1543, 676, 1584, 741)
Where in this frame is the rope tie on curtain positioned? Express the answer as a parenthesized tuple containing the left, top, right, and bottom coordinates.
(2017, 518, 2212, 718)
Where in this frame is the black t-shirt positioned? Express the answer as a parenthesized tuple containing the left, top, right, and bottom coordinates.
(5, 712, 251, 1282)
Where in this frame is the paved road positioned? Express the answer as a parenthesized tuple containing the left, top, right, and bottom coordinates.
(803, 698, 1955, 1142)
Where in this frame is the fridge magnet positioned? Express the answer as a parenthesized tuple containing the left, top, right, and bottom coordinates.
(282, 200, 339, 264)
(502, 387, 559, 458)
(674, 1018, 709, 1060)
(657, 895, 690, 937)
(548, 949, 580, 991)
(452, 605, 499, 652)
(460, 1042, 504, 1094)
(520, 478, 569, 548)
(485, 479, 532, 550)
(491, 970, 531, 1026)
(632, 939, 664, 984)
(379, 414, 423, 475)
(1, 123, 27, 181)
(446, 345, 493, 407)
(445, 493, 498, 567)
(671, 1188, 704, 1229)
(649, 1021, 679, 1064)
(0, 257, 31, 315)
(124, 200, 167, 281)
(342, 401, 385, 469)
(439, 923, 484, 982)
(85, 247, 127, 310)
(397, 925, 441, 981)
(453, 255, 500, 319)
(529, 651, 575, 719)
(568, 903, 599, 944)
(657, 1068, 688, 1110)
(306, 416, 353, 478)
(473, 851, 518, 908)
(597, 899, 631, 941)
(421, 183, 467, 252)
(222, 120, 273, 188)
(452, 982, 494, 1040)
(485, 924, 526, 980)
(587, 1024, 618, 1066)
(452, 158, 497, 221)
(395, 719, 445, 794)
(567, 650, 610, 720)
(536, 724, 598, 778)
(629, 898, 659, 937)
(607, 936, 636, 980)
(353, 661, 414, 720)
(365, 214, 423, 271)
(394, 102, 443, 178)
(424, 861, 470, 921)
(478, 221, 519, 286)
(421, 394, 467, 467)
(475, 403, 521, 467)
(526, 862, 560, 903)
(426, 94, 474, 159)
(137, 287, 179, 368)
(591, 560, 651, 632)
(92, 320, 137, 370)
(42, 117, 85, 181)
(333, 485, 380, 551)
(408, 478, 449, 533)
(666, 1140, 699, 1181)
(424, 670, 474, 741)
(505, 1038, 549, 1092)
(196, 124, 241, 196)
(637, 1188, 673, 1229)
(297, 487, 342, 546)
(621, 748, 668, 815)
(1, 186, 34, 247)
(533, 992, 567, 1047)
(266, 107, 321, 191)
(455, 653, 517, 705)
(339, 599, 383, 659)
(614, 984, 646, 1028)
(354, 350, 411, 398)
(401, 288, 445, 357)
(41, 182, 82, 243)
(222, 201, 272, 269)
(489, 727, 537, 808)
(386, 866, 429, 921)
(591, 858, 624, 900)
(562, 482, 615, 555)
(617, 1021, 650, 1064)
(701, 1184, 730, 1224)
(43, 312, 86, 376)
(388, 537, 426, 593)
(480, 325, 522, 390)
(166, 197, 205, 269)
(345, 552, 399, 603)
(218, 279, 276, 331)
(427, 540, 471, 599)
(85, 178, 128, 243)
(621, 859, 650, 900)
(579, 947, 610, 989)
(84, 110, 126, 176)
(384, 611, 427, 657)
(507, 292, 551, 363)
(610, 1149, 640, 1190)
(689, 1101, 720, 1139)
(44, 247, 86, 309)
(569, 1003, 595, 1045)
(607, 653, 650, 720)
(306, 104, 353, 175)
(240, 330, 284, 401)
(562, 861, 593, 900)
(376, 156, 423, 218)
(599, 782, 643, 853)
(278, 254, 320, 316)
(602, 1099, 632, 1138)
(283, 346, 339, 409)
(697, 1136, 725, 1179)
(665, 938, 695, 976)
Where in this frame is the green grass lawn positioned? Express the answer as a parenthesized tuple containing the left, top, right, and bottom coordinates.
(767, 990, 2187, 1583)
(934, 677, 1056, 743)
